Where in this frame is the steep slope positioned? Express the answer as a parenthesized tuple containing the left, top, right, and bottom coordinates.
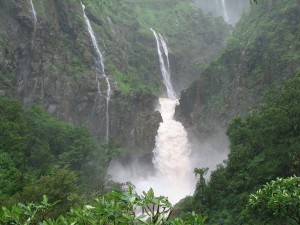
(177, 0, 300, 137)
(0, 0, 230, 156)
(173, 0, 300, 223)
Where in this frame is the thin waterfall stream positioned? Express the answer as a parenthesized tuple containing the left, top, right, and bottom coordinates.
(29, 0, 37, 46)
(221, 0, 229, 23)
(81, 2, 111, 141)
(29, 0, 37, 27)
(150, 28, 175, 100)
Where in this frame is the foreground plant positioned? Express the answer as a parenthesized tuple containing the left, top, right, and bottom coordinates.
(0, 188, 206, 225)
(246, 176, 300, 225)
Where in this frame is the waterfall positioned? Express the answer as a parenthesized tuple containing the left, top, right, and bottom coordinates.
(221, 0, 229, 23)
(150, 28, 175, 100)
(150, 29, 194, 203)
(81, 2, 111, 141)
(29, 0, 37, 26)
(109, 29, 195, 203)
(158, 34, 170, 71)
(153, 98, 193, 186)
(107, 16, 116, 36)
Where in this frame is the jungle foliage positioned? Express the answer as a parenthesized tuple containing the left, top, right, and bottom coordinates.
(177, 75, 300, 224)
(0, 97, 119, 216)
(184, 0, 300, 135)
(0, 188, 207, 225)
(246, 176, 300, 225)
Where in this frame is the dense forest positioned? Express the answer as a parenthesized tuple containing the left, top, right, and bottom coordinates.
(0, 0, 299, 224)
(175, 75, 300, 224)
(0, 97, 118, 212)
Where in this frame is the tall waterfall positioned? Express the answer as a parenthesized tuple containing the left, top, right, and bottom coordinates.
(81, 2, 111, 141)
(109, 29, 195, 203)
(221, 0, 229, 23)
(29, 0, 37, 26)
(150, 29, 175, 100)
(150, 29, 194, 202)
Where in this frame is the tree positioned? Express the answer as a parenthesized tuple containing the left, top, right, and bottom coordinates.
(177, 75, 300, 224)
(0, 195, 57, 225)
(0, 152, 21, 196)
(16, 167, 81, 218)
(0, 97, 29, 189)
(246, 176, 300, 225)
(193, 168, 209, 214)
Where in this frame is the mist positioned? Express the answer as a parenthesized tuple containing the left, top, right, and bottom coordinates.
(108, 127, 229, 203)
(109, 98, 195, 204)
(192, 0, 250, 25)
(189, 129, 229, 176)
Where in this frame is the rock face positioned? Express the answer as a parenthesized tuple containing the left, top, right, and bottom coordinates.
(176, 0, 300, 136)
(0, 0, 160, 153)
(0, 0, 229, 156)
(110, 92, 161, 154)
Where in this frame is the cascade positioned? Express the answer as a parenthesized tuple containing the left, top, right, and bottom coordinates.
(221, 0, 229, 23)
(29, 0, 37, 26)
(81, 2, 111, 141)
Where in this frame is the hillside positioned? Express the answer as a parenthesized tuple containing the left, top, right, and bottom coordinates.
(174, 0, 300, 224)
(177, 0, 300, 136)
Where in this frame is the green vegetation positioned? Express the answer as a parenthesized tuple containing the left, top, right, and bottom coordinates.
(0, 97, 118, 216)
(111, 71, 152, 94)
(80, 0, 230, 94)
(171, 2, 300, 224)
(0, 188, 206, 225)
(246, 176, 300, 225)
(181, 0, 300, 135)
(0, 0, 230, 101)
(1, 1, 300, 224)
(177, 75, 300, 224)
